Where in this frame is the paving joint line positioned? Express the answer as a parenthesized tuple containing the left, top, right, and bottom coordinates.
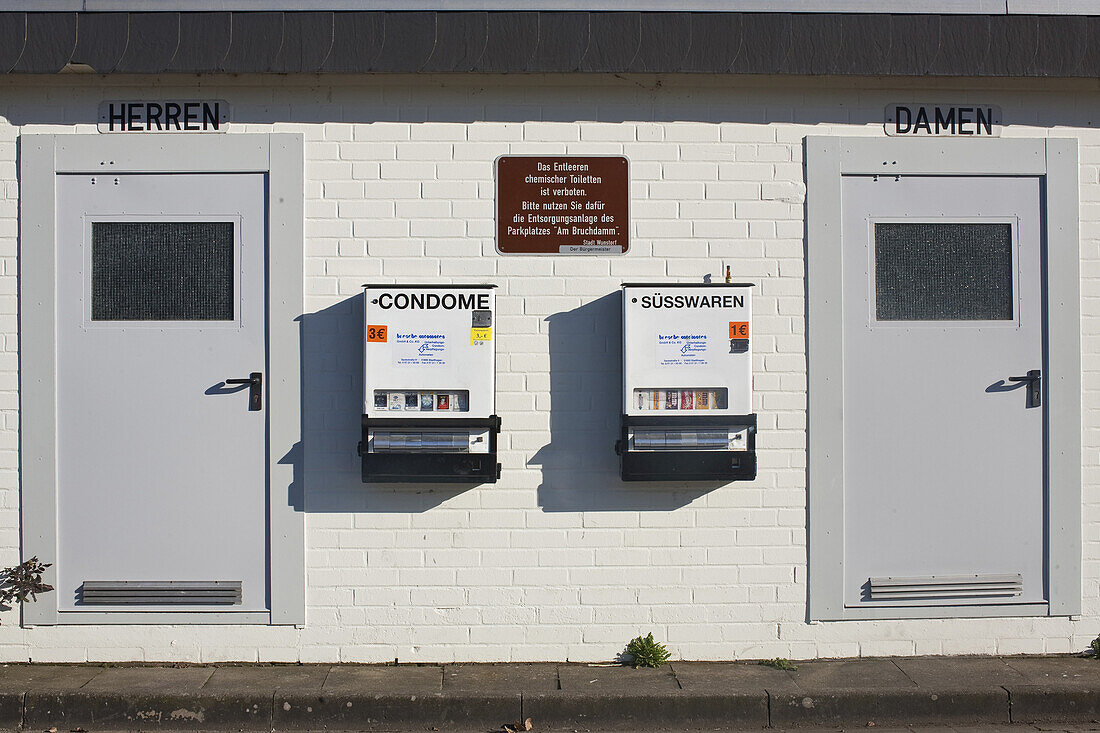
(1004, 684, 1014, 723)
(196, 666, 217, 691)
(891, 658, 919, 687)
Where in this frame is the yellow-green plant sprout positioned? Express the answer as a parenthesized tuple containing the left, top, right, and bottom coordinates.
(625, 633, 672, 668)
(758, 658, 799, 671)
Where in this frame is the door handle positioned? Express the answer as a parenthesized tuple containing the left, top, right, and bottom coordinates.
(1008, 369, 1041, 408)
(226, 372, 262, 411)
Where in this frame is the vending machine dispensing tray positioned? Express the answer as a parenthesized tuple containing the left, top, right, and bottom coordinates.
(359, 415, 502, 484)
(616, 413, 757, 482)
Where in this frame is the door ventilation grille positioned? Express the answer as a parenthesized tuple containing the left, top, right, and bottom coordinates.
(80, 581, 242, 605)
(868, 573, 1023, 601)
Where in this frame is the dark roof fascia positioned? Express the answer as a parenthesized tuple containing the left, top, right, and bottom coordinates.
(1, 11, 1095, 76)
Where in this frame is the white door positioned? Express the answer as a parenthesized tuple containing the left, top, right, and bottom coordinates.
(842, 175, 1045, 608)
(55, 172, 268, 614)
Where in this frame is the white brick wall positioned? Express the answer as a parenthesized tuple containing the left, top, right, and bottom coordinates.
(0, 74, 1094, 662)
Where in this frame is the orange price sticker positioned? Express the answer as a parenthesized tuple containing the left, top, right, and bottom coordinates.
(366, 325, 388, 343)
(729, 321, 750, 339)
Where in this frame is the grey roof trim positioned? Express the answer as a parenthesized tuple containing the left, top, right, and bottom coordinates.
(1007, 0, 1100, 12)
(2, 1, 1018, 11)
(6, 11, 1100, 75)
(5, 0, 1099, 13)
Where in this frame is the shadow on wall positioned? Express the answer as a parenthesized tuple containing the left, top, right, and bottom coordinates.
(0, 75, 1025, 130)
(296, 291, 724, 513)
(297, 292, 474, 513)
(2, 86, 889, 128)
(531, 291, 720, 511)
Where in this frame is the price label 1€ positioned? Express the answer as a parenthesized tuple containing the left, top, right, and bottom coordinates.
(366, 325, 388, 342)
(729, 321, 749, 339)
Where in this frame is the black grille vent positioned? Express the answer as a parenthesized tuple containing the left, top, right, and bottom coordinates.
(80, 580, 242, 605)
(868, 574, 1022, 601)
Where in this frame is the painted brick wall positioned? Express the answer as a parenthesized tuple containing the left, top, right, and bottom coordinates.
(0, 74, 1094, 662)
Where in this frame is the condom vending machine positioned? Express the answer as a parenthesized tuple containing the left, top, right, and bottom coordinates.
(360, 284, 500, 483)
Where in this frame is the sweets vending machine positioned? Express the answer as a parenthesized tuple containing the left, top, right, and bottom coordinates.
(617, 283, 757, 481)
(360, 284, 501, 483)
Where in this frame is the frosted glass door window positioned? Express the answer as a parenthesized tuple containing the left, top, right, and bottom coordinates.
(874, 222, 1013, 321)
(91, 221, 234, 321)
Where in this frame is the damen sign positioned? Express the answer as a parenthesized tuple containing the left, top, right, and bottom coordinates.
(884, 104, 1002, 137)
(98, 100, 230, 132)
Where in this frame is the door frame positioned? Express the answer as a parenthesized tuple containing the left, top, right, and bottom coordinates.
(806, 136, 1081, 621)
(19, 133, 305, 625)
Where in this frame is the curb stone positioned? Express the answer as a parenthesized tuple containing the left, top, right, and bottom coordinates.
(23, 692, 272, 731)
(522, 692, 768, 731)
(1006, 684, 1100, 723)
(767, 688, 1011, 728)
(1, 658, 1098, 730)
(273, 693, 519, 730)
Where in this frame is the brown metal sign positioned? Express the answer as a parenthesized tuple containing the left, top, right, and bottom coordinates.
(496, 156, 629, 255)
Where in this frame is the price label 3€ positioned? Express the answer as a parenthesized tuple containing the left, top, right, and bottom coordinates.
(367, 325, 388, 342)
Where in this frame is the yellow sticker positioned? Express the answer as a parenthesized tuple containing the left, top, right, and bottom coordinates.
(471, 327, 493, 343)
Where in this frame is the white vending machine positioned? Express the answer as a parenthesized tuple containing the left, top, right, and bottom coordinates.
(360, 284, 500, 483)
(617, 283, 757, 481)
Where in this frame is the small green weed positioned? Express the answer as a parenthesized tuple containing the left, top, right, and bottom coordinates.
(758, 657, 799, 671)
(625, 633, 672, 668)
(1090, 636, 1099, 659)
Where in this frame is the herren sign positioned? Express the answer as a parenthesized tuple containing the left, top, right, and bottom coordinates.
(496, 156, 628, 254)
(884, 104, 1002, 137)
(98, 100, 230, 132)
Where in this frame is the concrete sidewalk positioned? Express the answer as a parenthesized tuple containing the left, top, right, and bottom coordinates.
(0, 656, 1095, 731)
